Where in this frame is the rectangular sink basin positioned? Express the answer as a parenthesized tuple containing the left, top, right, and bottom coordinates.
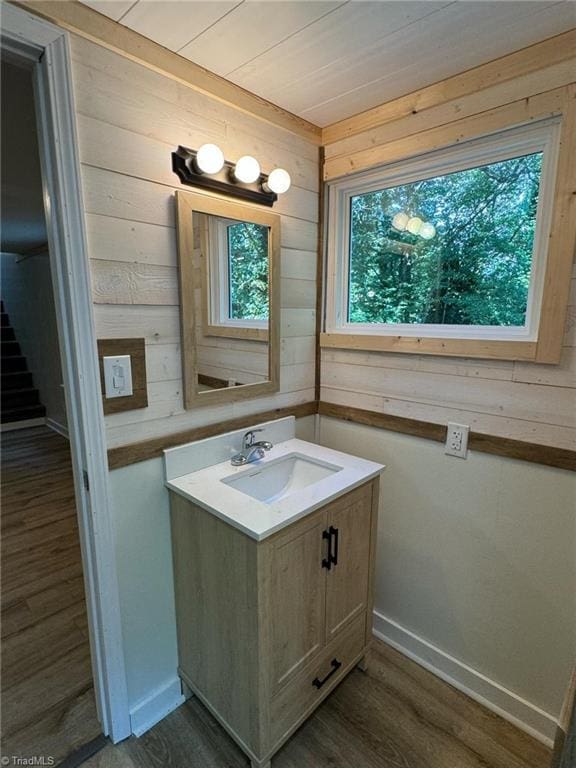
(221, 452, 343, 504)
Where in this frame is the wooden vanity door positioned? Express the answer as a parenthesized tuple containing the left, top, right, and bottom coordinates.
(324, 483, 374, 642)
(267, 510, 328, 694)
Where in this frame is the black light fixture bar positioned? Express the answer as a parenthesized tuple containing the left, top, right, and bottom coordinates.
(172, 146, 278, 207)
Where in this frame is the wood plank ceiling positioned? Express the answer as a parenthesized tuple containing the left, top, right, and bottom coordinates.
(79, 1, 576, 126)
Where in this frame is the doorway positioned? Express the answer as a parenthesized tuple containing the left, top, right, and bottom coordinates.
(1, 1, 131, 753)
(0, 55, 103, 764)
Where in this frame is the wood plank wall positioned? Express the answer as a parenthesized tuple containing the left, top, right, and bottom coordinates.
(321, 33, 576, 452)
(70, 35, 318, 449)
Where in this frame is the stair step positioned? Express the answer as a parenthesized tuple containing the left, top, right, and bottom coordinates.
(1, 340, 21, 357)
(1, 326, 15, 342)
(2, 356, 27, 373)
(2, 387, 41, 409)
(1, 403, 46, 424)
(1, 313, 9, 327)
(1, 371, 34, 390)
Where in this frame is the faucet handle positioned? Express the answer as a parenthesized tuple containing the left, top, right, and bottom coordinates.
(243, 428, 263, 448)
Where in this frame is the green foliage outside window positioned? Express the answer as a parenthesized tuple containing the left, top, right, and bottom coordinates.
(348, 152, 543, 327)
(227, 222, 269, 321)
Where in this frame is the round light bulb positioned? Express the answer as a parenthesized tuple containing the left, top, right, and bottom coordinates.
(419, 222, 436, 240)
(406, 216, 423, 235)
(391, 212, 409, 231)
(234, 155, 261, 184)
(195, 143, 224, 174)
(266, 168, 291, 194)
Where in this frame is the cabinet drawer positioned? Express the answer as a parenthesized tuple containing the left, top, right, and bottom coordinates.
(270, 612, 366, 745)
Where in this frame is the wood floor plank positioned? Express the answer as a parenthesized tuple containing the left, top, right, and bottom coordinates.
(370, 642, 550, 767)
(1, 561, 84, 611)
(1, 688, 102, 766)
(3, 516, 82, 553)
(2, 607, 88, 689)
(1, 633, 94, 738)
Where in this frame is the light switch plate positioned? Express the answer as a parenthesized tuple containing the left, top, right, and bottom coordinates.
(103, 355, 133, 399)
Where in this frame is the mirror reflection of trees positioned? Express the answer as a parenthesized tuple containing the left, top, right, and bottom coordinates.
(227, 222, 269, 320)
(348, 152, 543, 327)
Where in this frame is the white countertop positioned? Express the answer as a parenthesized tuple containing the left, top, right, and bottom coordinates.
(166, 438, 384, 540)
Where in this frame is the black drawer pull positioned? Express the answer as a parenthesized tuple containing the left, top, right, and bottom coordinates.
(312, 658, 342, 689)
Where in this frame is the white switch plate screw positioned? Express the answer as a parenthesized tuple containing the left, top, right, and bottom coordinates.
(445, 422, 469, 458)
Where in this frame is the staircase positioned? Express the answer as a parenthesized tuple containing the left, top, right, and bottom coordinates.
(1, 301, 46, 426)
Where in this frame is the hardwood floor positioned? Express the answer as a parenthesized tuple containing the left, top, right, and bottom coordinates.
(83, 640, 551, 768)
(1, 427, 101, 764)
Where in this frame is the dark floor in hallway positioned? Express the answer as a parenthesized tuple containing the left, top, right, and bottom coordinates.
(1, 426, 101, 764)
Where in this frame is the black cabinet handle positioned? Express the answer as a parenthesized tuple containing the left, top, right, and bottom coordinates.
(322, 529, 332, 570)
(332, 525, 339, 566)
(312, 658, 342, 689)
(321, 526, 339, 570)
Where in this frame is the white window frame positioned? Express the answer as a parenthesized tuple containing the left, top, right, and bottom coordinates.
(325, 119, 561, 343)
(207, 217, 269, 331)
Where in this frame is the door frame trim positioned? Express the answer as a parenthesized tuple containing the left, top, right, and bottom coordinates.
(1, 1, 131, 741)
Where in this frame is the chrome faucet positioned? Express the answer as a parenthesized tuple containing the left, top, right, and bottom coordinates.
(231, 429, 273, 466)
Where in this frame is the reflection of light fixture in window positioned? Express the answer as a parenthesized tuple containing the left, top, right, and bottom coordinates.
(392, 210, 436, 240)
(391, 212, 409, 231)
(419, 222, 436, 240)
(234, 155, 261, 184)
(406, 216, 423, 235)
(264, 168, 291, 194)
(194, 143, 225, 174)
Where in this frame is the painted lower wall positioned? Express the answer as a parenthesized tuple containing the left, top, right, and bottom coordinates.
(319, 415, 576, 742)
(1, 252, 67, 430)
(108, 414, 316, 735)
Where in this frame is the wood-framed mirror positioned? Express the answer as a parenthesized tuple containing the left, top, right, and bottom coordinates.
(175, 190, 280, 409)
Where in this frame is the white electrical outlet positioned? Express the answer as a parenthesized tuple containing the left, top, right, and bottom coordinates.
(445, 422, 469, 458)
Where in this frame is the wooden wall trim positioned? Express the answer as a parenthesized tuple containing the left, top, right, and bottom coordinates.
(318, 401, 446, 443)
(13, 0, 321, 145)
(318, 402, 576, 472)
(322, 29, 576, 145)
(108, 398, 576, 471)
(107, 401, 318, 470)
(323, 86, 568, 180)
(320, 333, 539, 362)
(535, 83, 576, 363)
(315, 146, 325, 401)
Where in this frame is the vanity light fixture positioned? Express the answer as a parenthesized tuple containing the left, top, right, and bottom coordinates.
(172, 145, 291, 207)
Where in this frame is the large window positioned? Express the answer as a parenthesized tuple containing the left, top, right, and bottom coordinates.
(348, 152, 541, 328)
(325, 120, 561, 353)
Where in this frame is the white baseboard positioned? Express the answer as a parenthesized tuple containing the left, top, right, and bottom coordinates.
(1, 417, 46, 432)
(129, 677, 185, 737)
(46, 418, 69, 439)
(372, 610, 557, 747)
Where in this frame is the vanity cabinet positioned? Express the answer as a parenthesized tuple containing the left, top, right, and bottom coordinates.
(170, 478, 379, 768)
